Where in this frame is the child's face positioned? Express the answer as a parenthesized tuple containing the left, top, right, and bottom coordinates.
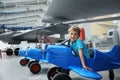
(69, 30, 79, 42)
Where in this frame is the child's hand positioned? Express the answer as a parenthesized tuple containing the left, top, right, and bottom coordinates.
(83, 65, 92, 71)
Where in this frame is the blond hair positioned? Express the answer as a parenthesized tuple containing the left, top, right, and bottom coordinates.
(68, 26, 81, 36)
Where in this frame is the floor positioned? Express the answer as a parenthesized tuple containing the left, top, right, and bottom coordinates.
(0, 52, 120, 80)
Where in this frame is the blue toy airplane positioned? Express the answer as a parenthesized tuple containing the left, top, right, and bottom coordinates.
(19, 43, 120, 79)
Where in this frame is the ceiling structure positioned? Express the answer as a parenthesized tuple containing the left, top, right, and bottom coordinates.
(0, 0, 52, 28)
(0, 0, 120, 29)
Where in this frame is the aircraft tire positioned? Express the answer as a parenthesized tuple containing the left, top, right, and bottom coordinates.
(6, 48, 13, 56)
(14, 48, 20, 56)
(52, 73, 71, 80)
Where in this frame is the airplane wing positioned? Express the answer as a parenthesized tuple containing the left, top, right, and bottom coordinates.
(42, 0, 120, 23)
(10, 24, 69, 43)
(11, 24, 69, 38)
(0, 24, 69, 44)
(111, 62, 120, 66)
(68, 65, 102, 79)
(11, 28, 55, 42)
(0, 28, 55, 44)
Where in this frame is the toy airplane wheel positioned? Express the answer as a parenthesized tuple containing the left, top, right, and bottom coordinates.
(6, 48, 13, 56)
(52, 73, 71, 80)
(30, 62, 41, 74)
(28, 61, 39, 68)
(20, 58, 30, 66)
(109, 70, 114, 80)
(47, 66, 61, 80)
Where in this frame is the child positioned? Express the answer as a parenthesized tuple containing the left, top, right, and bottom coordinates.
(68, 26, 92, 70)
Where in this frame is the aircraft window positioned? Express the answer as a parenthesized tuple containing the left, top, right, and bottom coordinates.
(109, 31, 113, 36)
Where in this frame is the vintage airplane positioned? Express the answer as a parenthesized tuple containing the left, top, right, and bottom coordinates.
(18, 28, 120, 80)
(0, 24, 70, 56)
(18, 38, 120, 80)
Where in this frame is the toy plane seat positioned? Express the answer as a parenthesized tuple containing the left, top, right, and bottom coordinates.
(87, 45, 120, 71)
(88, 49, 94, 58)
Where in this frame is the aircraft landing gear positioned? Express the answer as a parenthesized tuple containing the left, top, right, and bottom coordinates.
(6, 48, 13, 56)
(6, 48, 20, 56)
(52, 73, 71, 80)
(14, 48, 20, 56)
(109, 70, 114, 80)
(47, 67, 61, 80)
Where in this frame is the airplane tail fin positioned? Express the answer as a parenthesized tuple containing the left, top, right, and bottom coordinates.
(88, 45, 120, 60)
(106, 45, 120, 59)
(87, 45, 120, 71)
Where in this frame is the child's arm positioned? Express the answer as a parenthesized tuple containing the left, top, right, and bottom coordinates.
(78, 49, 92, 70)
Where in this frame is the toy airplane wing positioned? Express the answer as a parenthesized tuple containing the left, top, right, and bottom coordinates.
(68, 65, 102, 79)
(111, 62, 120, 66)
